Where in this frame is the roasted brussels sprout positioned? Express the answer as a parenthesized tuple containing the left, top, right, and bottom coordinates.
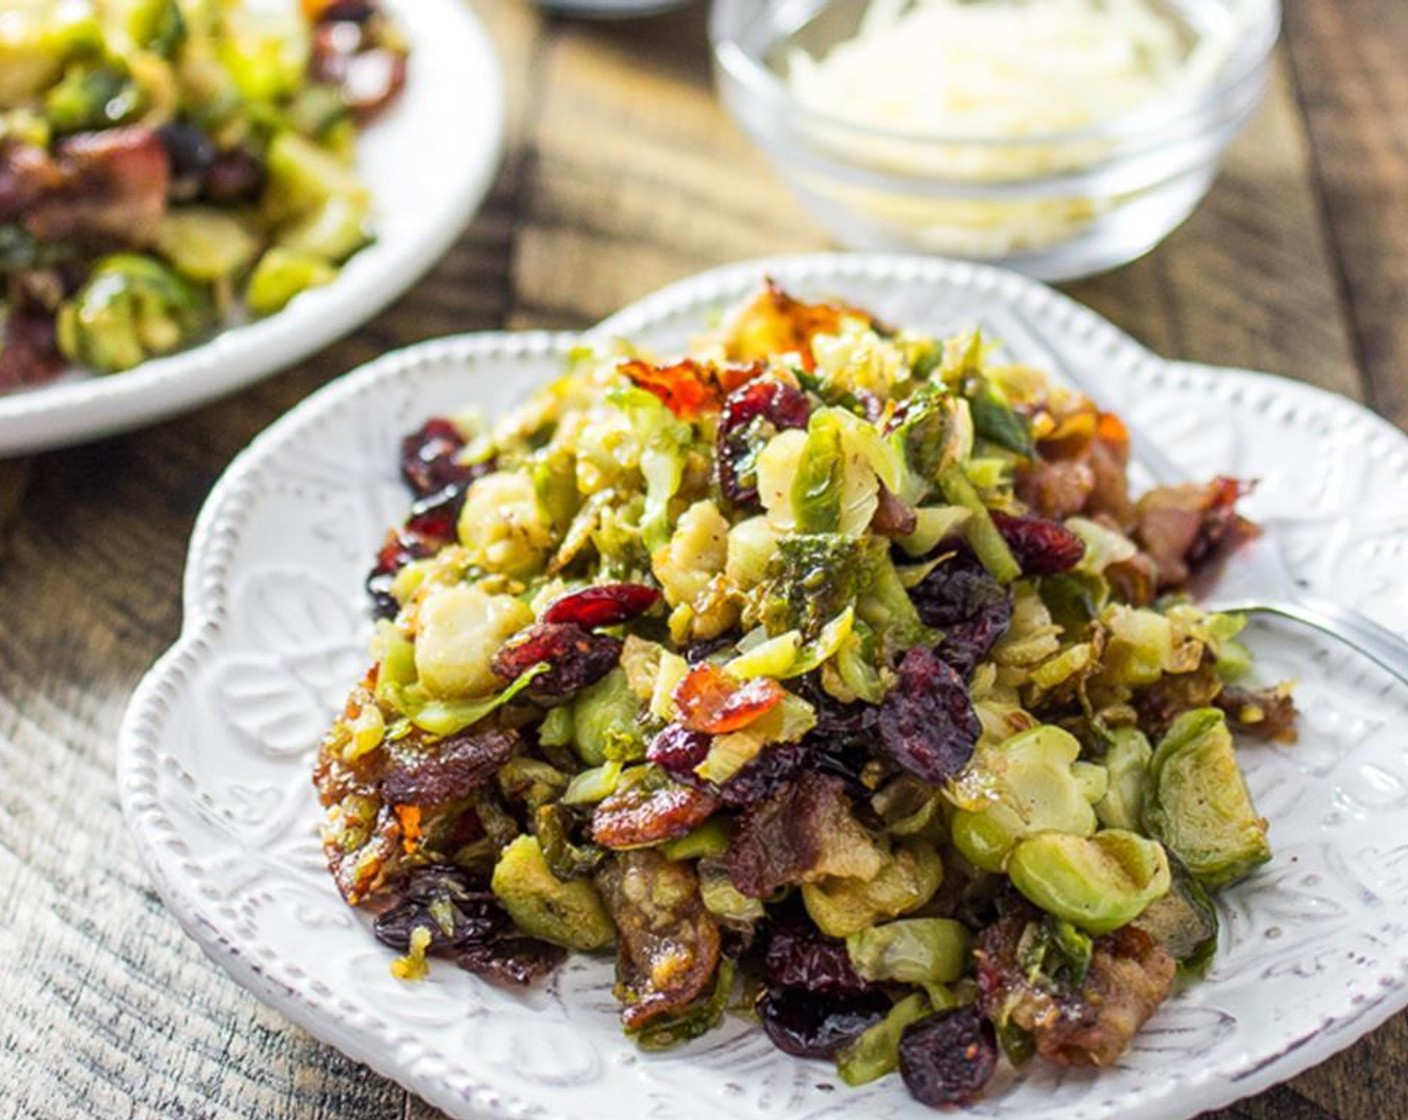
(155, 207, 260, 281)
(950, 726, 1101, 873)
(846, 918, 972, 985)
(490, 835, 615, 952)
(0, 2, 102, 110)
(1007, 830, 1171, 936)
(1094, 727, 1153, 831)
(244, 246, 337, 314)
(803, 841, 944, 939)
(55, 253, 212, 373)
(44, 62, 144, 134)
(1143, 709, 1271, 889)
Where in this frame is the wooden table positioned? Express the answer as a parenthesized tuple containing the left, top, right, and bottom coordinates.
(2, 1, 1405, 1116)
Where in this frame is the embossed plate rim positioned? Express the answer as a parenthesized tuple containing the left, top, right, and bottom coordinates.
(120, 253, 1408, 1120)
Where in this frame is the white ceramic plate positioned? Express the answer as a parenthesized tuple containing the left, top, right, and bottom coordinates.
(120, 254, 1408, 1120)
(0, 0, 503, 457)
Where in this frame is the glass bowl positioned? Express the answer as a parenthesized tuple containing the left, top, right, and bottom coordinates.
(710, 0, 1281, 280)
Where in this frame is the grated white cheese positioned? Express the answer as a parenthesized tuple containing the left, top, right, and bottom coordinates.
(781, 0, 1254, 256)
(788, 0, 1219, 146)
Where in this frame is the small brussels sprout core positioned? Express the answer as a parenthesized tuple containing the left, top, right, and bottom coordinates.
(1007, 830, 1171, 935)
(1144, 709, 1271, 889)
(846, 918, 973, 985)
(950, 725, 1100, 874)
(490, 835, 615, 951)
(1094, 728, 1153, 831)
(56, 254, 212, 373)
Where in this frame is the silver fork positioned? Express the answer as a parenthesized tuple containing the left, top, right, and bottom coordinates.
(1058, 362, 1408, 688)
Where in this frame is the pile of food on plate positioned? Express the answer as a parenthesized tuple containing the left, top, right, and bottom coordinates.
(315, 283, 1295, 1107)
(0, 0, 407, 389)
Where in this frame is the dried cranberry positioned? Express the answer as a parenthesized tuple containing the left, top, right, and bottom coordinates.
(716, 376, 810, 506)
(157, 123, 215, 202)
(878, 647, 981, 784)
(541, 583, 661, 629)
(674, 664, 785, 734)
(202, 146, 265, 203)
(898, 1006, 998, 1107)
(765, 913, 873, 996)
(758, 987, 890, 1060)
(400, 418, 475, 499)
(491, 621, 622, 699)
(910, 556, 1013, 679)
(457, 937, 566, 987)
(646, 724, 712, 774)
(990, 510, 1085, 575)
(372, 865, 508, 953)
(366, 524, 446, 620)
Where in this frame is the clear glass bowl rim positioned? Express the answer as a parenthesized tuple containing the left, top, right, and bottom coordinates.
(710, 0, 1283, 153)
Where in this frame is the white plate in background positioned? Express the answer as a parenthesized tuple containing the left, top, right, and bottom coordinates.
(0, 0, 504, 457)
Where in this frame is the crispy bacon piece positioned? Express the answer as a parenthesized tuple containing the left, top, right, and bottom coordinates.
(1133, 477, 1258, 590)
(870, 484, 918, 537)
(617, 357, 761, 420)
(379, 727, 520, 807)
(726, 772, 881, 898)
(977, 911, 1176, 1067)
(592, 775, 719, 850)
(1018, 408, 1132, 525)
(673, 663, 784, 734)
(724, 279, 875, 371)
(595, 850, 722, 1030)
(1216, 684, 1298, 743)
(0, 141, 60, 224)
(23, 129, 169, 250)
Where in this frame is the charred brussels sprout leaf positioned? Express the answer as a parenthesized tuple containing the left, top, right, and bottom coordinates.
(1132, 857, 1220, 976)
(490, 835, 615, 951)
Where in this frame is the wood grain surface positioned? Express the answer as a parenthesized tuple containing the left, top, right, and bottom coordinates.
(1, 1, 1405, 1117)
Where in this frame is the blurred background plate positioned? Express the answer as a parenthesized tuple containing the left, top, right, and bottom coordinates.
(0, 0, 504, 458)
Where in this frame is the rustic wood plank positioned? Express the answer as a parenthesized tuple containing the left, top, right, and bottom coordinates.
(1069, 53, 1362, 398)
(1283, 0, 1408, 427)
(510, 4, 826, 328)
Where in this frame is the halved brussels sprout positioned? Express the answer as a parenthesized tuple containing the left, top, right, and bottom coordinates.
(950, 726, 1101, 874)
(45, 62, 145, 134)
(0, 2, 102, 109)
(56, 254, 213, 373)
(846, 918, 972, 985)
(490, 835, 615, 951)
(413, 583, 534, 700)
(245, 247, 337, 315)
(156, 207, 261, 282)
(1143, 709, 1271, 889)
(802, 840, 944, 939)
(572, 667, 643, 766)
(1007, 829, 1171, 935)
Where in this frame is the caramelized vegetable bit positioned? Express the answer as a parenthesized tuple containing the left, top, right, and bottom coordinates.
(596, 850, 722, 1030)
(592, 768, 720, 850)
